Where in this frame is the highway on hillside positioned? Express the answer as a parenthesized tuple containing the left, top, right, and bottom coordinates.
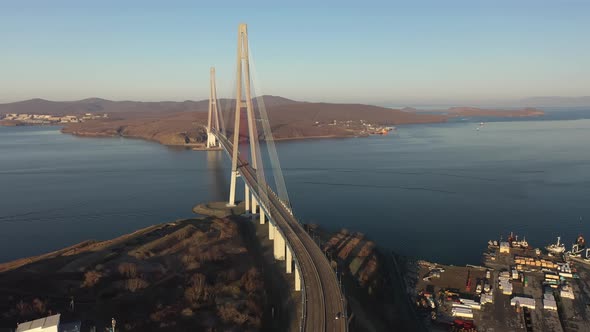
(215, 131, 346, 332)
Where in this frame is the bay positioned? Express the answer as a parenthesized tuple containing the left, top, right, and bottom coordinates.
(1, 110, 589, 264)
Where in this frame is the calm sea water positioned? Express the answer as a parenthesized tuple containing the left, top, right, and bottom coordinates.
(1, 110, 590, 264)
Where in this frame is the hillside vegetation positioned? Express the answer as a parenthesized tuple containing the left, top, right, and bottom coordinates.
(0, 218, 265, 331)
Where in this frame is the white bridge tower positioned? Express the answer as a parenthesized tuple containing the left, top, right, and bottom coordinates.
(228, 23, 261, 206)
(206, 67, 221, 148)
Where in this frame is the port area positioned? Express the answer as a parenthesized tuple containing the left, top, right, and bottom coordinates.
(411, 241, 590, 331)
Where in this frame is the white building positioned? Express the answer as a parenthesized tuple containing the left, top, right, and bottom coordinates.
(481, 293, 494, 304)
(16, 314, 60, 332)
(561, 284, 575, 299)
(499, 241, 510, 254)
(510, 296, 536, 309)
(543, 292, 558, 310)
(543, 299, 558, 310)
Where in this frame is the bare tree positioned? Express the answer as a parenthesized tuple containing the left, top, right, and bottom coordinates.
(185, 273, 209, 306)
(126, 278, 149, 292)
(118, 262, 138, 278)
(241, 268, 263, 294)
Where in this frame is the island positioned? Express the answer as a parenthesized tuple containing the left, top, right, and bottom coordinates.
(0, 96, 544, 146)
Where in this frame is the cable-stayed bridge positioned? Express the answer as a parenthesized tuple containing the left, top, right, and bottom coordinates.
(205, 23, 347, 332)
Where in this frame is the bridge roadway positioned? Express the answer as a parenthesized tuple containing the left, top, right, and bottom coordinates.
(215, 131, 346, 332)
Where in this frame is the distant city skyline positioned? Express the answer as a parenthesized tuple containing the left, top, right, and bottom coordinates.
(1, 0, 589, 105)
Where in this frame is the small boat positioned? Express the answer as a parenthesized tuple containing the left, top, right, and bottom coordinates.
(546, 236, 566, 255)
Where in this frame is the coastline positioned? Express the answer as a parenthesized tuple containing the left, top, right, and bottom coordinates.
(56, 111, 537, 147)
(59, 124, 370, 146)
(0, 113, 531, 148)
(1, 101, 546, 148)
(58, 128, 367, 147)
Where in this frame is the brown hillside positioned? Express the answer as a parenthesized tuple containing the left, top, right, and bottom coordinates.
(0, 218, 266, 331)
(1, 96, 542, 145)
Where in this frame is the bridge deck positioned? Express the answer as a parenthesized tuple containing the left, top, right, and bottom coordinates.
(215, 132, 346, 332)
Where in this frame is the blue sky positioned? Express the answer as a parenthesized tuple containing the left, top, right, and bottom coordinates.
(1, 0, 589, 105)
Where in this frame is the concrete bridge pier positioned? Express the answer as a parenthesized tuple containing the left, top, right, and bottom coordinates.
(244, 185, 250, 212)
(251, 195, 258, 215)
(260, 209, 266, 225)
(294, 263, 301, 291)
(273, 228, 286, 260)
(286, 246, 292, 274)
(269, 220, 275, 240)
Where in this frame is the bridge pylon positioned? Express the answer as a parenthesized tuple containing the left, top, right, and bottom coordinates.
(206, 67, 221, 148)
(228, 23, 262, 207)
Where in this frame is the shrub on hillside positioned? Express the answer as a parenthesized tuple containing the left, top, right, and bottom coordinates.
(217, 303, 249, 325)
(32, 298, 46, 314)
(16, 300, 33, 317)
(118, 262, 138, 278)
(82, 270, 103, 288)
(240, 267, 263, 294)
(185, 273, 210, 306)
(126, 277, 149, 292)
(181, 253, 201, 270)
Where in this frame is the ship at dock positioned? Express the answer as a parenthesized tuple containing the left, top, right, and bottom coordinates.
(509, 233, 530, 249)
(566, 234, 587, 257)
(546, 236, 566, 255)
(488, 232, 530, 249)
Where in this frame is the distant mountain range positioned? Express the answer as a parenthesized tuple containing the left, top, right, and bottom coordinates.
(0, 97, 209, 115)
(0, 96, 543, 145)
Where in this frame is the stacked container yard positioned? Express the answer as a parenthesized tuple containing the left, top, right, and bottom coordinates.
(451, 305, 474, 319)
(544, 272, 560, 288)
(514, 255, 558, 270)
(459, 298, 482, 310)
